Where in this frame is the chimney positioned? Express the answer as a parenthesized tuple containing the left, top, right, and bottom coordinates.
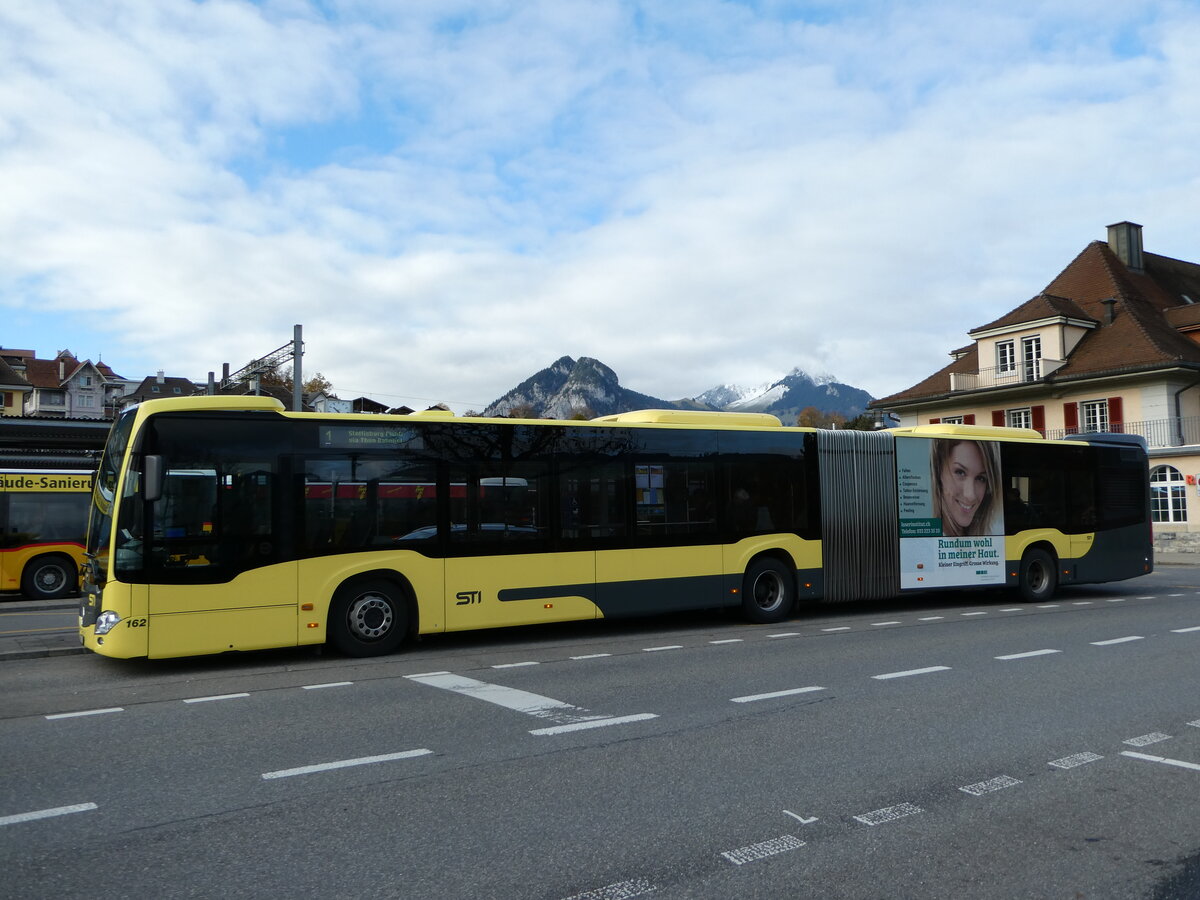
(156, 370, 165, 384)
(1101, 297, 1117, 324)
(1107, 221, 1144, 273)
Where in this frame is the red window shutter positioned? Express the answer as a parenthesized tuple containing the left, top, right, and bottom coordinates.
(1063, 402, 1078, 434)
(1032, 405, 1046, 434)
(1108, 397, 1123, 432)
(963, 414, 975, 425)
(928, 417, 941, 424)
(992, 410, 1005, 427)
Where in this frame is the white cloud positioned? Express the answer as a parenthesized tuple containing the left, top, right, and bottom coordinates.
(2, 0, 1199, 412)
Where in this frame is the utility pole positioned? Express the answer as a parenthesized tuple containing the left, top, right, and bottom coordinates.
(220, 324, 305, 411)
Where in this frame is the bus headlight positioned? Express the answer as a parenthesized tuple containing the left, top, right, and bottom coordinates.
(94, 611, 122, 635)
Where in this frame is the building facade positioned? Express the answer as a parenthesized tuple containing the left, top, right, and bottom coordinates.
(871, 222, 1200, 552)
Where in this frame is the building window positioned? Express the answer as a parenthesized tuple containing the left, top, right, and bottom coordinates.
(996, 341, 1016, 374)
(81, 375, 93, 387)
(40, 389, 66, 406)
(1007, 408, 1032, 429)
(1021, 335, 1042, 381)
(1150, 465, 1187, 523)
(1081, 399, 1109, 433)
(941, 415, 964, 424)
(78, 395, 95, 408)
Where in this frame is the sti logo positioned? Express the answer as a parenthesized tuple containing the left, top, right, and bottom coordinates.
(455, 590, 482, 606)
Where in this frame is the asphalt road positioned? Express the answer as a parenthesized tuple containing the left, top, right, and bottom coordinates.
(2, 571, 1199, 899)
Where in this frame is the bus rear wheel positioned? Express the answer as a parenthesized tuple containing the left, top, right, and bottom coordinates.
(742, 558, 795, 624)
(21, 554, 77, 601)
(1018, 548, 1057, 602)
(329, 579, 408, 657)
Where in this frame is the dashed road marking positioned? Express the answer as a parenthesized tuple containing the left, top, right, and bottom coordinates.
(642, 645, 682, 652)
(1124, 732, 1171, 747)
(562, 878, 658, 900)
(721, 834, 805, 865)
(872, 666, 951, 680)
(709, 639, 743, 644)
(531, 714, 659, 736)
(822, 626, 851, 632)
(854, 802, 922, 825)
(999, 608, 1023, 612)
(1172, 626, 1200, 634)
(301, 682, 353, 690)
(961, 611, 987, 617)
(0, 802, 98, 827)
(406, 671, 623, 730)
(1049, 752, 1103, 769)
(1036, 604, 1060, 609)
(45, 707, 123, 720)
(183, 693, 250, 704)
(731, 686, 825, 704)
(995, 649, 1061, 661)
(262, 749, 433, 780)
(960, 775, 1021, 796)
(1091, 636, 1143, 646)
(768, 632, 801, 639)
(493, 661, 539, 669)
(918, 616, 944, 621)
(571, 653, 613, 659)
(872, 621, 902, 626)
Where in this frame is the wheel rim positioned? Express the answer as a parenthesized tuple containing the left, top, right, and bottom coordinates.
(751, 570, 785, 612)
(33, 564, 67, 594)
(346, 593, 394, 641)
(1028, 560, 1049, 594)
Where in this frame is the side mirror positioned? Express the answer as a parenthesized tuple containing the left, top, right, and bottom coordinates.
(144, 455, 163, 502)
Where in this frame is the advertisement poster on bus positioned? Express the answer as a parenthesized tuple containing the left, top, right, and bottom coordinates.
(896, 438, 1005, 589)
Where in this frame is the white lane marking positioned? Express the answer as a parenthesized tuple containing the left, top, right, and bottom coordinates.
(995, 649, 1061, 661)
(871, 621, 901, 626)
(1071, 602, 1093, 606)
(768, 632, 801, 639)
(999, 608, 1023, 612)
(872, 666, 951, 680)
(262, 749, 432, 780)
(407, 670, 452, 677)
(1036, 604, 1060, 609)
(45, 707, 123, 720)
(961, 612, 987, 617)
(1136, 596, 1155, 600)
(562, 877, 658, 900)
(1106, 598, 1127, 603)
(783, 810, 819, 824)
(1168, 594, 1185, 597)
(407, 671, 655, 734)
(731, 686, 825, 704)
(493, 661, 539, 669)
(1124, 732, 1171, 747)
(571, 653, 613, 659)
(721, 834, 805, 865)
(0, 802, 98, 827)
(709, 639, 743, 644)
(530, 714, 659, 736)
(1172, 626, 1200, 634)
(642, 645, 682, 652)
(918, 616, 944, 621)
(302, 682, 352, 690)
(1188, 720, 1200, 728)
(406, 672, 608, 726)
(1121, 751, 1200, 773)
(183, 693, 250, 704)
(854, 802, 922, 826)
(822, 626, 851, 632)
(960, 775, 1021, 796)
(1091, 636, 1143, 646)
(1049, 752, 1103, 769)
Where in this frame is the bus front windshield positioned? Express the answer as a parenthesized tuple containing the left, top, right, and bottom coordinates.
(86, 408, 137, 578)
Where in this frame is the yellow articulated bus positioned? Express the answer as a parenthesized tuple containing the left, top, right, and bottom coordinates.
(79, 396, 1151, 659)
(2, 468, 93, 600)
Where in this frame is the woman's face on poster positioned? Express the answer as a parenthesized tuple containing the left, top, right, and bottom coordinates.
(940, 442, 989, 531)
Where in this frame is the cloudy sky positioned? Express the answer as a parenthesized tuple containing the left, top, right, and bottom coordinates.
(3, 0, 1198, 412)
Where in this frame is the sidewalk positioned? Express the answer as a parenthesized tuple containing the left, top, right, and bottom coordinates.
(2, 551, 1198, 663)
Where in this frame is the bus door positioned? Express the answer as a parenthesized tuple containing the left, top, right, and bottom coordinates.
(595, 461, 723, 616)
(140, 461, 297, 657)
(444, 464, 597, 630)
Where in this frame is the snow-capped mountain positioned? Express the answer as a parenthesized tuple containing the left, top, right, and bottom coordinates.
(482, 358, 875, 423)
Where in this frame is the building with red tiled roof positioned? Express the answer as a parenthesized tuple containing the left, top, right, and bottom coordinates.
(0, 348, 130, 420)
(871, 222, 1200, 549)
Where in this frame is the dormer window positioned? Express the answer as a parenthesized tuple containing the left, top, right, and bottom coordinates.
(1021, 336, 1042, 381)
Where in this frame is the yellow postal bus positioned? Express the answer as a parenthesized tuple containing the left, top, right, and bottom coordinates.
(79, 396, 1151, 659)
(1, 468, 92, 600)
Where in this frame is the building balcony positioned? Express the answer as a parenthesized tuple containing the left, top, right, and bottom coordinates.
(1043, 415, 1200, 450)
(949, 359, 1066, 392)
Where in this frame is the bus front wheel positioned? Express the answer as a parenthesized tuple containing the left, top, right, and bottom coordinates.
(742, 558, 795, 624)
(21, 554, 77, 601)
(1018, 548, 1058, 602)
(328, 579, 408, 657)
